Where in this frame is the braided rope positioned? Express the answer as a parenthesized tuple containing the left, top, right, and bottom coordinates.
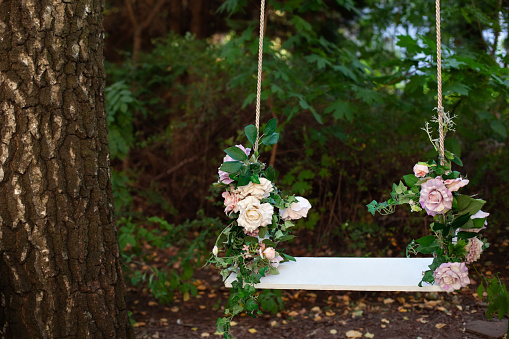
(254, 0, 266, 154)
(436, 0, 445, 165)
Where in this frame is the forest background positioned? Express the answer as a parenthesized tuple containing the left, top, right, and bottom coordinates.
(104, 0, 509, 311)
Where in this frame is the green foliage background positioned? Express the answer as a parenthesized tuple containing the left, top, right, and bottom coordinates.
(104, 0, 508, 306)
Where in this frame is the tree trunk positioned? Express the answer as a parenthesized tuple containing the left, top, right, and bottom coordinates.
(190, 0, 205, 38)
(0, 0, 133, 338)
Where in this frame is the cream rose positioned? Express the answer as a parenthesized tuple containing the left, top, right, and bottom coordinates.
(280, 196, 312, 220)
(236, 196, 274, 232)
(212, 246, 219, 256)
(465, 238, 483, 263)
(235, 178, 274, 200)
(413, 163, 429, 177)
(444, 178, 469, 192)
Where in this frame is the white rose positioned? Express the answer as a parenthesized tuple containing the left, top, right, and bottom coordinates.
(279, 196, 312, 220)
(237, 196, 274, 232)
(235, 178, 274, 200)
(212, 246, 218, 256)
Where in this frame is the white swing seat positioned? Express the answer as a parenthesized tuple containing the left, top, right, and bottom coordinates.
(225, 257, 444, 292)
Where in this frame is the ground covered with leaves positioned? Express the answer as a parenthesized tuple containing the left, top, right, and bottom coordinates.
(128, 239, 508, 339)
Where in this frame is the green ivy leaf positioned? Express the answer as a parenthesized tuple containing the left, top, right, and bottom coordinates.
(220, 161, 243, 174)
(403, 174, 418, 187)
(224, 146, 248, 161)
(416, 235, 436, 247)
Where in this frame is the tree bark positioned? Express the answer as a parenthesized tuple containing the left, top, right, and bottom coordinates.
(0, 0, 133, 338)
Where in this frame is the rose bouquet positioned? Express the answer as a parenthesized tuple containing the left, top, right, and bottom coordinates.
(367, 115, 489, 291)
(209, 118, 311, 338)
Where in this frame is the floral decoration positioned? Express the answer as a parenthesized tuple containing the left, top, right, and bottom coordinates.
(208, 119, 311, 338)
(367, 113, 489, 291)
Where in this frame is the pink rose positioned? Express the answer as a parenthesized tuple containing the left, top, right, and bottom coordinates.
(419, 178, 453, 216)
(444, 178, 469, 192)
(465, 238, 483, 263)
(218, 145, 251, 184)
(460, 210, 489, 233)
(262, 247, 276, 260)
(413, 164, 429, 177)
(433, 262, 470, 291)
(222, 191, 240, 215)
(271, 255, 284, 269)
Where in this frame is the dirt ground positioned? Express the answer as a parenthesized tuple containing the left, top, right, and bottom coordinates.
(128, 227, 509, 339)
(129, 269, 507, 339)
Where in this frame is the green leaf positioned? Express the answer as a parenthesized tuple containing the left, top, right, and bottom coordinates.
(450, 213, 471, 228)
(279, 234, 296, 242)
(416, 235, 436, 247)
(237, 175, 250, 186)
(262, 133, 279, 146)
(265, 166, 275, 182)
(281, 253, 296, 262)
(477, 282, 485, 299)
(452, 156, 463, 167)
(245, 124, 258, 146)
(403, 174, 418, 187)
(220, 161, 243, 174)
(456, 195, 486, 216)
(325, 99, 355, 121)
(224, 146, 248, 161)
(490, 120, 507, 138)
(262, 239, 277, 248)
(263, 118, 277, 136)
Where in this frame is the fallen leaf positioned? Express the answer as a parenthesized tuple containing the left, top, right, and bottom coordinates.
(417, 318, 428, 324)
(288, 311, 299, 317)
(133, 322, 146, 328)
(326, 310, 336, 316)
(383, 298, 395, 304)
(200, 333, 210, 337)
(191, 328, 198, 331)
(437, 306, 446, 311)
(197, 285, 207, 291)
(381, 324, 387, 329)
(171, 306, 179, 312)
(160, 318, 168, 322)
(456, 305, 463, 311)
(381, 318, 390, 324)
(311, 306, 321, 312)
(365, 332, 375, 338)
(435, 323, 447, 329)
(208, 293, 217, 298)
(230, 321, 238, 326)
(148, 301, 158, 307)
(183, 292, 190, 302)
(199, 305, 206, 309)
(270, 320, 278, 327)
(330, 329, 338, 334)
(397, 297, 406, 304)
(346, 330, 363, 338)
(248, 328, 257, 334)
(314, 316, 322, 321)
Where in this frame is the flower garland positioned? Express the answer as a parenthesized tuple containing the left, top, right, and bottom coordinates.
(367, 113, 489, 291)
(209, 119, 311, 338)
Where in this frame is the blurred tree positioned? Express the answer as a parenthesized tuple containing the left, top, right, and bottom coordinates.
(0, 0, 133, 337)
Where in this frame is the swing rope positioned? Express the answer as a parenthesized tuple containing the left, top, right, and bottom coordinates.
(254, 0, 266, 154)
(436, 0, 445, 166)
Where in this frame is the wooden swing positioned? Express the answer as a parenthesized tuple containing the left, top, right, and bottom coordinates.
(227, 0, 448, 292)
